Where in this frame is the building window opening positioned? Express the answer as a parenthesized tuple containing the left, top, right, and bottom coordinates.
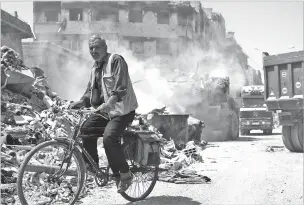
(69, 8, 83, 21)
(157, 11, 169, 24)
(129, 9, 143, 23)
(156, 39, 170, 55)
(130, 41, 144, 54)
(95, 10, 118, 22)
(45, 11, 59, 22)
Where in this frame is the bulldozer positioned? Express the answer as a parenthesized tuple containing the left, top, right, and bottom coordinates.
(190, 76, 240, 141)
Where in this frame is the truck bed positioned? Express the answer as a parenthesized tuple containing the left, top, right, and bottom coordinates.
(263, 51, 304, 110)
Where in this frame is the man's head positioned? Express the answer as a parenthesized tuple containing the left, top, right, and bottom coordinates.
(88, 34, 108, 62)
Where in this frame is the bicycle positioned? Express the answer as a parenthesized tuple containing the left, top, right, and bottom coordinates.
(17, 108, 160, 205)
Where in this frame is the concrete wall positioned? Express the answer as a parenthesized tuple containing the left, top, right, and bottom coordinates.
(1, 33, 23, 60)
(22, 42, 92, 99)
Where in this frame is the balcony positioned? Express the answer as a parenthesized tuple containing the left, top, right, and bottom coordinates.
(120, 22, 193, 39)
(34, 20, 193, 39)
(34, 22, 61, 33)
(1, 9, 33, 38)
(34, 21, 119, 35)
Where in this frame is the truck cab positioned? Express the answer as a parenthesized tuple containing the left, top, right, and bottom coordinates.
(239, 85, 274, 135)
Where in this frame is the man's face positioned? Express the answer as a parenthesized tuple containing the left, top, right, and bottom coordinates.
(89, 40, 107, 62)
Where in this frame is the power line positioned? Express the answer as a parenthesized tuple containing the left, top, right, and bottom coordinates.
(248, 57, 261, 69)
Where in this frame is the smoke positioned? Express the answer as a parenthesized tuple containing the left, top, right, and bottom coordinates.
(36, 35, 247, 116)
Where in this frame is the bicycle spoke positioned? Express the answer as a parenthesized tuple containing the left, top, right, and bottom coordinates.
(18, 141, 85, 205)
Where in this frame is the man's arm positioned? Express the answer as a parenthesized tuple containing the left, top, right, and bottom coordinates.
(79, 80, 92, 108)
(105, 55, 129, 108)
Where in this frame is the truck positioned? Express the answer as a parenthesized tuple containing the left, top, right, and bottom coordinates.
(239, 85, 274, 135)
(263, 50, 303, 152)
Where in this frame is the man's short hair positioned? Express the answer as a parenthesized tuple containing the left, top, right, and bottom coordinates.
(89, 34, 107, 47)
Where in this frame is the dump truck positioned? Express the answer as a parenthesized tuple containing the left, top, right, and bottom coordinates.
(263, 50, 303, 152)
(192, 77, 240, 142)
(239, 85, 274, 135)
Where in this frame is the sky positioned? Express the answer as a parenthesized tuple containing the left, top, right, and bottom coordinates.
(1, 1, 303, 71)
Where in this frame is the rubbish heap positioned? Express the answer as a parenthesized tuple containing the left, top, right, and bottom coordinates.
(158, 138, 211, 184)
(125, 110, 211, 184)
(1, 46, 26, 72)
(1, 46, 76, 204)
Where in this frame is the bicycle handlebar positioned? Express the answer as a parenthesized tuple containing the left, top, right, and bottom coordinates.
(69, 108, 109, 120)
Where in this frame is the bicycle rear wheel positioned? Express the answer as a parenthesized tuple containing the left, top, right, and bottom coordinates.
(17, 140, 86, 205)
(120, 140, 159, 202)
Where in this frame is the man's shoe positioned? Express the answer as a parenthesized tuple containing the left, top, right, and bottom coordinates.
(117, 171, 133, 193)
(114, 175, 120, 188)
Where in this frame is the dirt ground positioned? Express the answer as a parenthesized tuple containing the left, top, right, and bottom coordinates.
(79, 128, 303, 205)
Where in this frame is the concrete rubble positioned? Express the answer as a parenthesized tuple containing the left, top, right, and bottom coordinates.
(1, 46, 211, 204)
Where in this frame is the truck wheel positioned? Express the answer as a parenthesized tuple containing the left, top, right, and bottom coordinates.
(290, 123, 303, 152)
(282, 125, 303, 152)
(229, 111, 239, 140)
(298, 123, 303, 148)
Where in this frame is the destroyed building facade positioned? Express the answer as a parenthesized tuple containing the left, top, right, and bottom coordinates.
(1, 9, 33, 60)
(31, 2, 232, 64)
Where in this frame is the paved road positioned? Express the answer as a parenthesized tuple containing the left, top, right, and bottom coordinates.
(80, 128, 303, 205)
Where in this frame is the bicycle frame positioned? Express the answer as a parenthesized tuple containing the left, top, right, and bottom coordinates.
(51, 109, 109, 178)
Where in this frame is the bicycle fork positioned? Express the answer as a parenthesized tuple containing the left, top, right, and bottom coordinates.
(50, 140, 77, 179)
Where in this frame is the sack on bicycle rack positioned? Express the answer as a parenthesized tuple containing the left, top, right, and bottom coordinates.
(122, 130, 138, 160)
(134, 131, 161, 166)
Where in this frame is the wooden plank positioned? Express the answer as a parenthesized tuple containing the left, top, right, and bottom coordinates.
(5, 145, 34, 150)
(24, 164, 79, 176)
(1, 183, 16, 190)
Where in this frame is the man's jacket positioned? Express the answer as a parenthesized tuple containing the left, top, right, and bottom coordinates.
(81, 53, 138, 118)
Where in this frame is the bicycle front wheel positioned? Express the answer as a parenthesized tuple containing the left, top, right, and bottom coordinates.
(17, 140, 86, 205)
(120, 140, 159, 202)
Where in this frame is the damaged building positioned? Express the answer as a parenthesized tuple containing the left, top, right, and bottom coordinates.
(1, 9, 33, 60)
(22, 41, 91, 98)
(31, 1, 230, 67)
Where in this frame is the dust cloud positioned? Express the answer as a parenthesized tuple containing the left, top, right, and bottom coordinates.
(35, 35, 247, 116)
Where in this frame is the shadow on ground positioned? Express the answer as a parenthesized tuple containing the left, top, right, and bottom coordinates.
(235, 135, 279, 141)
(122, 196, 201, 205)
(249, 132, 281, 136)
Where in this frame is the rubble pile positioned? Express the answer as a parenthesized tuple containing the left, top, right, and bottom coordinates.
(126, 110, 211, 184)
(158, 138, 211, 184)
(1, 101, 78, 204)
(0, 46, 78, 204)
(1, 46, 26, 72)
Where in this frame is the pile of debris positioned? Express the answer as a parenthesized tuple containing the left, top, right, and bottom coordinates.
(1, 46, 26, 72)
(124, 109, 210, 184)
(0, 46, 76, 204)
(0, 97, 76, 204)
(158, 138, 211, 184)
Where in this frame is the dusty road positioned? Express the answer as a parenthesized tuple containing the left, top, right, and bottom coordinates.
(80, 128, 303, 205)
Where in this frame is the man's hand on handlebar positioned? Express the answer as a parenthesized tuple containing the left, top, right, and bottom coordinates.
(76, 107, 109, 120)
(96, 103, 112, 113)
(68, 100, 85, 109)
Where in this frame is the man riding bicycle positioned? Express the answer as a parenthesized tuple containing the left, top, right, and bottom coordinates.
(69, 34, 138, 193)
